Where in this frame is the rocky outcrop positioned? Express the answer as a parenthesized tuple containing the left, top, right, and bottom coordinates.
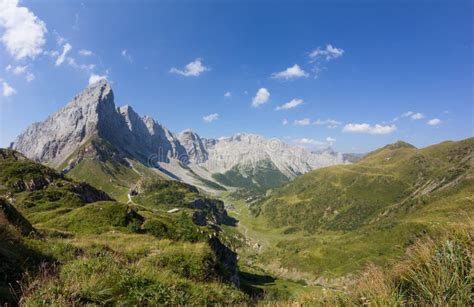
(208, 236, 240, 286)
(70, 182, 112, 203)
(189, 198, 236, 226)
(0, 198, 37, 236)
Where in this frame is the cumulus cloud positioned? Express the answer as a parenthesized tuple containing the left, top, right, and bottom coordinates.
(224, 91, 231, 97)
(88, 73, 107, 85)
(203, 113, 219, 123)
(410, 112, 424, 120)
(282, 118, 288, 125)
(272, 64, 308, 80)
(309, 44, 344, 62)
(427, 118, 442, 126)
(393, 111, 425, 122)
(295, 138, 326, 145)
(294, 118, 311, 126)
(313, 118, 342, 128)
(170, 58, 210, 77)
(2, 81, 16, 96)
(5, 64, 35, 81)
(79, 49, 92, 56)
(0, 0, 47, 60)
(8, 65, 26, 74)
(342, 123, 397, 135)
(55, 43, 72, 66)
(251, 88, 270, 108)
(293, 137, 335, 149)
(275, 98, 303, 111)
(308, 44, 344, 78)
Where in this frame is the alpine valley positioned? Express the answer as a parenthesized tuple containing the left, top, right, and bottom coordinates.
(1, 81, 473, 305)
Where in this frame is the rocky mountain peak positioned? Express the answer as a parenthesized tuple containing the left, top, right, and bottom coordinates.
(11, 80, 118, 166)
(11, 81, 190, 166)
(178, 129, 208, 163)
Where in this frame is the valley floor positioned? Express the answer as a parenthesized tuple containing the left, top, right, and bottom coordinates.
(223, 195, 328, 300)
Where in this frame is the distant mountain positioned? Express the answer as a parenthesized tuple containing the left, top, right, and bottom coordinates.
(179, 131, 346, 191)
(11, 80, 346, 196)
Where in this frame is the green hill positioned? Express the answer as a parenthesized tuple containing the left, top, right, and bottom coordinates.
(235, 138, 473, 282)
(0, 149, 249, 304)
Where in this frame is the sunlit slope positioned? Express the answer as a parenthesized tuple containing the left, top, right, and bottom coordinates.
(258, 139, 473, 232)
(245, 138, 473, 278)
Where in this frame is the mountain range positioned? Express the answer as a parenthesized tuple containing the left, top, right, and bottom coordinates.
(4, 79, 472, 305)
(11, 80, 346, 196)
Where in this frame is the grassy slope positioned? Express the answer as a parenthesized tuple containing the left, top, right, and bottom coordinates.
(232, 138, 474, 282)
(0, 149, 249, 304)
(62, 137, 149, 202)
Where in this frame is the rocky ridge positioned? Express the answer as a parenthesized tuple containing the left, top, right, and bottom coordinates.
(12, 80, 346, 191)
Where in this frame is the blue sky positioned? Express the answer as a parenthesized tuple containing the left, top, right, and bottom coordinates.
(0, 0, 472, 153)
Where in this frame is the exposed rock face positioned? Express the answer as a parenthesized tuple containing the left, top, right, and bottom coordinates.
(189, 198, 236, 226)
(180, 131, 346, 179)
(12, 80, 188, 166)
(178, 129, 209, 163)
(13, 81, 115, 166)
(12, 81, 346, 189)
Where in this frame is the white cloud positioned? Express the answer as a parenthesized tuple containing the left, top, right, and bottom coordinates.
(64, 56, 95, 72)
(55, 33, 66, 46)
(224, 91, 231, 97)
(342, 123, 397, 135)
(203, 113, 219, 123)
(251, 88, 270, 108)
(11, 65, 26, 74)
(293, 137, 335, 149)
(121, 49, 133, 62)
(79, 49, 92, 56)
(295, 138, 326, 145)
(410, 112, 424, 120)
(275, 98, 303, 111)
(309, 44, 344, 62)
(394, 111, 424, 122)
(2, 81, 16, 96)
(427, 118, 442, 126)
(88, 73, 107, 85)
(272, 64, 308, 80)
(294, 118, 311, 126)
(0, 0, 47, 60)
(308, 44, 344, 78)
(282, 118, 288, 125)
(170, 58, 209, 77)
(313, 118, 342, 128)
(55, 43, 72, 66)
(5, 64, 34, 81)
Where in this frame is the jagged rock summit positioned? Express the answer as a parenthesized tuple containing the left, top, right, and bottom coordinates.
(12, 80, 346, 192)
(12, 80, 187, 167)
